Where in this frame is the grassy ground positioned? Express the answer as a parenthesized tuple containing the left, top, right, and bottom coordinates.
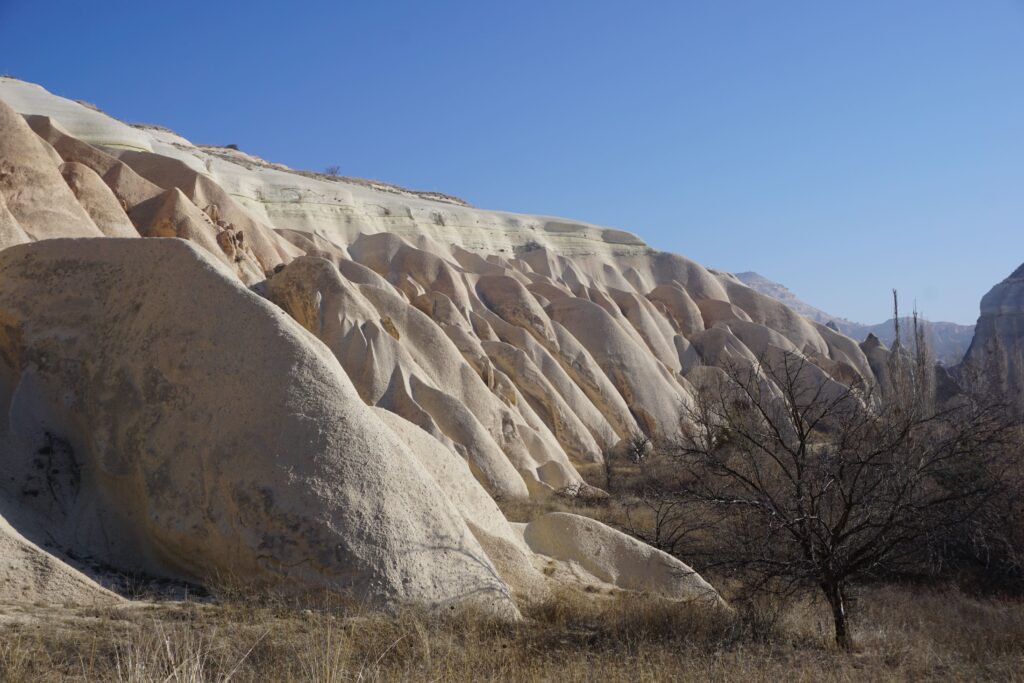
(3, 462, 1019, 681)
(1, 585, 1021, 681)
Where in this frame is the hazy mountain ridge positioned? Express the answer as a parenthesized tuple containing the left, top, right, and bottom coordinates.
(734, 271, 975, 365)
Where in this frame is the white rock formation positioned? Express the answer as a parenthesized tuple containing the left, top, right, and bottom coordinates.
(0, 238, 519, 614)
(521, 513, 720, 603)
(0, 76, 898, 611)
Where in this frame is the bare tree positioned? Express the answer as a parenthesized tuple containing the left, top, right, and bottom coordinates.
(623, 492, 711, 558)
(911, 304, 936, 412)
(668, 350, 1013, 650)
(625, 431, 652, 466)
(601, 431, 651, 494)
(601, 444, 618, 493)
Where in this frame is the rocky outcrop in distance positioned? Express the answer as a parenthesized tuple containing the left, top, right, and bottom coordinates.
(961, 263, 1024, 412)
(734, 272, 975, 366)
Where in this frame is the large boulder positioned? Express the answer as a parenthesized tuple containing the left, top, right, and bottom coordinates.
(0, 237, 516, 615)
(522, 513, 721, 603)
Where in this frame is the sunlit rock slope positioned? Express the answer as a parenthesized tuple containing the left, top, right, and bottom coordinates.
(0, 77, 877, 611)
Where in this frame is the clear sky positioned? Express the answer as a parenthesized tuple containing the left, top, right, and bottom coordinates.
(2, 1, 1022, 324)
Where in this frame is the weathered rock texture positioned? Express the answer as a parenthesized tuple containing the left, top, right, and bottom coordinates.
(0, 77, 898, 611)
(961, 263, 1024, 412)
(0, 238, 520, 613)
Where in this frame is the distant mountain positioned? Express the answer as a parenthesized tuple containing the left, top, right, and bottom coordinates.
(840, 319, 976, 367)
(732, 272, 853, 327)
(734, 272, 975, 366)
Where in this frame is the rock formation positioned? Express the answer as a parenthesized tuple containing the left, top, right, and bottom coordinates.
(0, 76, 896, 613)
(961, 262, 1024, 412)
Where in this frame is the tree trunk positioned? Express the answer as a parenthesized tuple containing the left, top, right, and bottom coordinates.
(823, 582, 851, 650)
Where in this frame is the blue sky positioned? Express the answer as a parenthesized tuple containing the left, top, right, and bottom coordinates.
(2, 1, 1022, 324)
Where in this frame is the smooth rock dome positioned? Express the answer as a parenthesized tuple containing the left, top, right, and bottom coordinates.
(0, 237, 517, 615)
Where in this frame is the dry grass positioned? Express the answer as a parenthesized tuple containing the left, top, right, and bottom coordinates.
(493, 463, 660, 532)
(0, 586, 1021, 682)
(495, 493, 614, 525)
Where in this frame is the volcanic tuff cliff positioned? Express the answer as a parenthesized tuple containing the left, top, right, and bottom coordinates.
(0, 77, 875, 612)
(961, 262, 1024, 411)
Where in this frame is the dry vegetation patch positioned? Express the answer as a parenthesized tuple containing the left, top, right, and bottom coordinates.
(0, 587, 1021, 681)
